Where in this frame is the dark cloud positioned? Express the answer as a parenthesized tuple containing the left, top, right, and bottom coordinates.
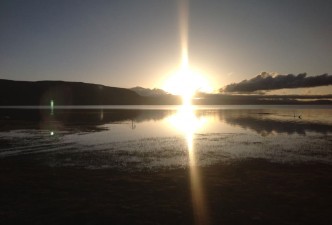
(222, 73, 332, 93)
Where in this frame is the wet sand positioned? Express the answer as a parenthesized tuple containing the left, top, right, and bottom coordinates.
(1, 157, 331, 225)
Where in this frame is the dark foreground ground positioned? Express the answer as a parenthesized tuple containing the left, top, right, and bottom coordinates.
(0, 157, 331, 225)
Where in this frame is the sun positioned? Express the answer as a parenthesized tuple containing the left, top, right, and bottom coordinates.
(162, 0, 213, 105)
(162, 65, 213, 105)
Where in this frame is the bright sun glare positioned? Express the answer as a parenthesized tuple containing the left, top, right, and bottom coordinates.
(163, 65, 213, 105)
(163, 57, 213, 105)
(162, 0, 213, 105)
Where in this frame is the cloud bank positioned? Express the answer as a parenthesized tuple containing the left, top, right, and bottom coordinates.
(222, 72, 332, 93)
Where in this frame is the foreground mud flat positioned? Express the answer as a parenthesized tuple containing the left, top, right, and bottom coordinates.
(1, 156, 331, 225)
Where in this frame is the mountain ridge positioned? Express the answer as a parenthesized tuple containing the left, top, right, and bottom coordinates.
(0, 79, 141, 105)
(130, 86, 168, 97)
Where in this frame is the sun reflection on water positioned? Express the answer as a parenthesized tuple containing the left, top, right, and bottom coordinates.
(167, 105, 210, 225)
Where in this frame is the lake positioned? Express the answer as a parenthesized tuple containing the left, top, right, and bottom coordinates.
(1, 105, 331, 225)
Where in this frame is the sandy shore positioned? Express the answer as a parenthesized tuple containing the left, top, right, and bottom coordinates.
(0, 156, 331, 225)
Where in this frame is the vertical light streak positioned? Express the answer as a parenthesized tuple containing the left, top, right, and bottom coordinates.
(50, 99, 54, 115)
(163, 0, 213, 102)
(179, 0, 189, 70)
(178, 1, 209, 223)
(187, 133, 209, 225)
(178, 0, 191, 105)
(100, 108, 104, 121)
(167, 104, 209, 225)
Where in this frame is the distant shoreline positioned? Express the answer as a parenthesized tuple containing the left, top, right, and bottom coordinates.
(1, 79, 331, 106)
(1, 104, 332, 110)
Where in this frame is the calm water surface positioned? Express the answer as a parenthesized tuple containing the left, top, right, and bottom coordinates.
(1, 105, 331, 169)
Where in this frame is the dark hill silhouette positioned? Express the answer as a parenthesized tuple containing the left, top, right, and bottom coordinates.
(130, 86, 168, 97)
(0, 79, 142, 105)
(0, 79, 331, 105)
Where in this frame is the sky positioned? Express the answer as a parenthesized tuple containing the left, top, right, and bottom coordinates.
(1, 0, 331, 93)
